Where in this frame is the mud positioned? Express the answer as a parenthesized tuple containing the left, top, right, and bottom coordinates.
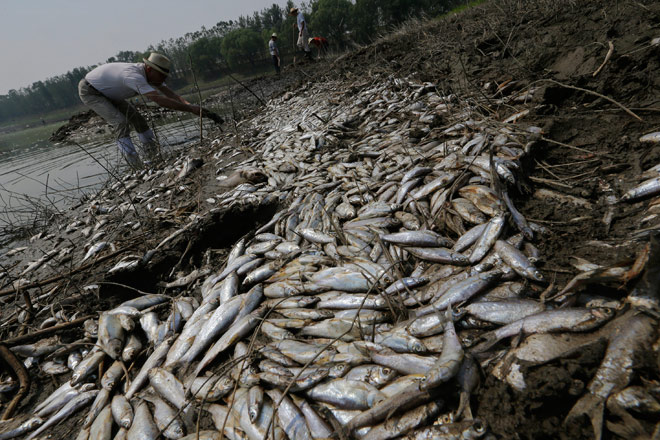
(3, 0, 660, 439)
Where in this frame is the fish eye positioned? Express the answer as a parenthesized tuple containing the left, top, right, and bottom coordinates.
(473, 420, 486, 433)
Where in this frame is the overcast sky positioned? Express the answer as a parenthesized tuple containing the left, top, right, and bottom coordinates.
(0, 0, 285, 94)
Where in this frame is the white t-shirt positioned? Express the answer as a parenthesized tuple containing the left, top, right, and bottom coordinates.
(269, 39, 278, 56)
(85, 63, 159, 101)
(297, 12, 305, 31)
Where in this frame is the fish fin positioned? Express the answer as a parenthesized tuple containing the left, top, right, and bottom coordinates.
(566, 392, 605, 440)
(456, 392, 473, 421)
(606, 405, 649, 440)
(470, 331, 498, 353)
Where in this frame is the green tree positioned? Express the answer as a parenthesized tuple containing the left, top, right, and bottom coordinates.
(310, 0, 353, 46)
(188, 36, 224, 80)
(352, 0, 381, 43)
(221, 28, 263, 68)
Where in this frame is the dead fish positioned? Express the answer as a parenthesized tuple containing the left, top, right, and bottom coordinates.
(125, 337, 173, 400)
(127, 401, 160, 440)
(89, 404, 113, 439)
(161, 268, 211, 289)
(361, 401, 442, 440)
(40, 361, 70, 375)
(141, 392, 185, 439)
(27, 390, 98, 440)
(82, 241, 112, 262)
(176, 157, 204, 181)
(306, 378, 386, 410)
(382, 230, 453, 248)
(619, 176, 660, 203)
(639, 131, 660, 143)
(403, 419, 487, 439)
(475, 307, 614, 353)
(111, 395, 134, 429)
(11, 336, 62, 358)
(0, 417, 43, 440)
(567, 312, 656, 440)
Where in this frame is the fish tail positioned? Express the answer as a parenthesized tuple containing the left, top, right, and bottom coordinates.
(469, 331, 497, 353)
(565, 392, 604, 440)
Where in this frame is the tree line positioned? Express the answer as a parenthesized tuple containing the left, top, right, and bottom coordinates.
(0, 0, 461, 125)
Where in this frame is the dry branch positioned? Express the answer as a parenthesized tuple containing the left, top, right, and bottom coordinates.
(540, 79, 642, 121)
(0, 243, 136, 298)
(0, 343, 30, 420)
(593, 41, 614, 77)
(1, 315, 94, 346)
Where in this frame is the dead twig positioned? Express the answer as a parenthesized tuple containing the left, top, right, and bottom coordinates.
(0, 243, 136, 298)
(2, 315, 93, 346)
(188, 53, 205, 147)
(593, 41, 614, 77)
(540, 136, 601, 156)
(529, 175, 574, 189)
(540, 79, 642, 121)
(0, 343, 30, 420)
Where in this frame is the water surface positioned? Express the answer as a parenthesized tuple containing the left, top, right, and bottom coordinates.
(0, 117, 208, 233)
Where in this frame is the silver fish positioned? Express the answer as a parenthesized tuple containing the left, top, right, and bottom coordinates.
(148, 367, 188, 411)
(194, 307, 266, 377)
(406, 247, 469, 265)
(619, 176, 660, 203)
(493, 239, 544, 282)
(265, 388, 312, 440)
(475, 307, 614, 352)
(27, 390, 98, 440)
(420, 310, 463, 390)
(189, 375, 234, 402)
(83, 388, 111, 428)
(180, 294, 243, 364)
(126, 401, 160, 440)
(307, 378, 386, 410)
(125, 337, 172, 399)
(403, 419, 487, 439)
(111, 395, 133, 429)
(0, 417, 43, 440)
(98, 313, 125, 359)
(71, 350, 105, 386)
(89, 404, 113, 440)
(141, 392, 186, 439)
(121, 334, 143, 363)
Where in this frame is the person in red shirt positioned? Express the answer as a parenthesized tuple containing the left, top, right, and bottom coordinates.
(308, 37, 329, 59)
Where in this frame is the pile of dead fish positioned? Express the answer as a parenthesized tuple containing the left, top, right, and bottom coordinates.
(1, 74, 659, 440)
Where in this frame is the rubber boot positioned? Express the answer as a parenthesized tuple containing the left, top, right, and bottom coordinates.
(117, 137, 142, 170)
(137, 129, 162, 167)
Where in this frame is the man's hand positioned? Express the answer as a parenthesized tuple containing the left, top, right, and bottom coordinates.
(202, 109, 224, 124)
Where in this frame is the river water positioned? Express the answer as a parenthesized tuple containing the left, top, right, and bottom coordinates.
(0, 117, 207, 237)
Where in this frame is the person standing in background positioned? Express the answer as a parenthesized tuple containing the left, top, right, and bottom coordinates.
(269, 33, 281, 74)
(289, 7, 312, 60)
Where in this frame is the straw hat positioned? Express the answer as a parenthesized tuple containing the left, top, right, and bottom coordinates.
(272, 33, 278, 38)
(290, 7, 298, 14)
(143, 53, 170, 76)
(308, 37, 314, 44)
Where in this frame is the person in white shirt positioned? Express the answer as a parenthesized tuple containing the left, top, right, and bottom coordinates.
(78, 53, 223, 168)
(269, 33, 281, 74)
(289, 8, 312, 60)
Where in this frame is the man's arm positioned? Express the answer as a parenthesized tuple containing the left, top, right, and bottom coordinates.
(143, 88, 224, 124)
(157, 85, 190, 104)
(144, 90, 200, 115)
